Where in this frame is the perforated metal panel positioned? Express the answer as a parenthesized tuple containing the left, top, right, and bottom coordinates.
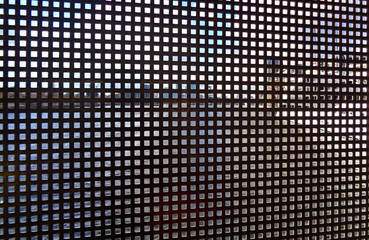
(1, 0, 369, 239)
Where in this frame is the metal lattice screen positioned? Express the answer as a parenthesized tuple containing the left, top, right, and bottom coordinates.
(1, 0, 369, 239)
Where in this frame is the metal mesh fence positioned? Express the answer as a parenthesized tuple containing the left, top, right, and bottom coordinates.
(1, 0, 368, 239)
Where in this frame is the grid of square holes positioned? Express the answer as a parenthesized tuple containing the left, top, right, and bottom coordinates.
(0, 0, 369, 239)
